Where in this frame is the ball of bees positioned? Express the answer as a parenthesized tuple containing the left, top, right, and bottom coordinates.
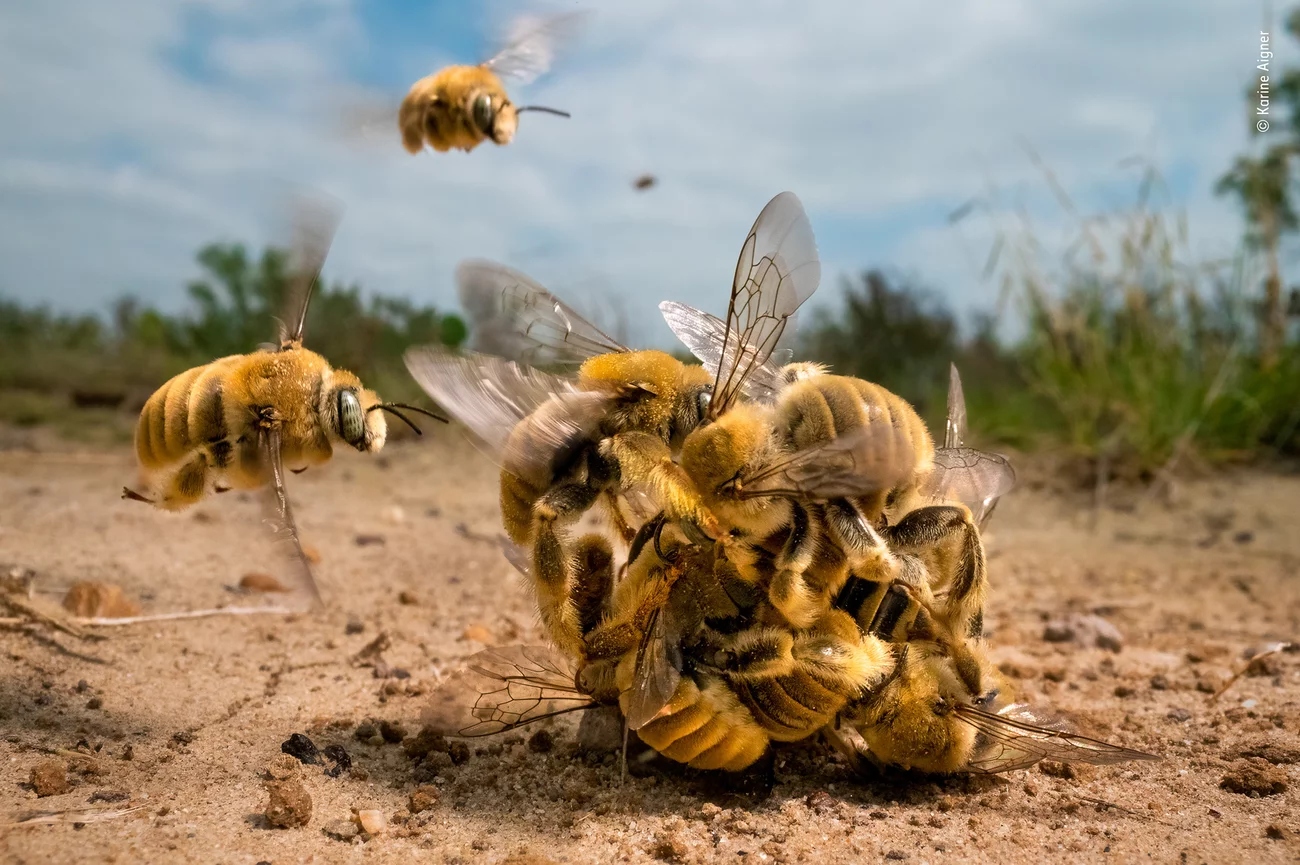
(398, 11, 585, 154)
(412, 188, 1156, 779)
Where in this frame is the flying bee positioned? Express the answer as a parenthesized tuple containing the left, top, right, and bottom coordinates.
(403, 191, 819, 657)
(397, 11, 585, 154)
(123, 195, 446, 606)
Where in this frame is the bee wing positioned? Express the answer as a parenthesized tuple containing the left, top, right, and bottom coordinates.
(956, 703, 1159, 774)
(457, 259, 629, 368)
(944, 363, 968, 450)
(740, 421, 918, 502)
(259, 426, 323, 608)
(279, 192, 344, 348)
(403, 345, 609, 456)
(923, 447, 1017, 529)
(499, 538, 532, 578)
(623, 605, 684, 731)
(421, 645, 596, 737)
(659, 301, 790, 403)
(708, 192, 821, 416)
(481, 11, 589, 85)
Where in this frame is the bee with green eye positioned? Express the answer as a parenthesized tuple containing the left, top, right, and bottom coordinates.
(123, 196, 445, 606)
(396, 11, 582, 155)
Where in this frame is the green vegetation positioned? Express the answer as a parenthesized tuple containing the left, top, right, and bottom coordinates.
(0, 242, 465, 439)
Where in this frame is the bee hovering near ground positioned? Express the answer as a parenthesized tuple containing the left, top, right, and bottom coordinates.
(398, 11, 585, 154)
(123, 195, 446, 606)
(403, 191, 819, 658)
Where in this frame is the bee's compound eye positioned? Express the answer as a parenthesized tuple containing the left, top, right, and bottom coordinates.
(472, 93, 494, 134)
(337, 390, 365, 447)
(695, 389, 712, 419)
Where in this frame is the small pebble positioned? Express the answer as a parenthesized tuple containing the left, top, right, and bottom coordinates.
(397, 590, 419, 606)
(356, 809, 386, 835)
(408, 785, 439, 814)
(345, 618, 365, 635)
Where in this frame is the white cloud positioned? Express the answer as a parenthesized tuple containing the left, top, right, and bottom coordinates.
(0, 0, 1279, 352)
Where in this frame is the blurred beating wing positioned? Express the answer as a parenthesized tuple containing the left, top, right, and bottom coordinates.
(421, 646, 596, 737)
(402, 345, 611, 470)
(944, 363, 968, 450)
(957, 703, 1159, 774)
(659, 301, 793, 403)
(739, 422, 918, 502)
(456, 259, 629, 368)
(708, 191, 821, 416)
(279, 192, 344, 349)
(482, 11, 589, 84)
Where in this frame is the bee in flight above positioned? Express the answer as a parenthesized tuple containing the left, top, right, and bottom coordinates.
(122, 194, 446, 607)
(397, 11, 587, 155)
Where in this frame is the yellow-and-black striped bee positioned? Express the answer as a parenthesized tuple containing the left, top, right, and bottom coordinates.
(398, 11, 586, 155)
(123, 195, 445, 605)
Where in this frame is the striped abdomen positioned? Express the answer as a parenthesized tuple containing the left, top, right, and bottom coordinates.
(135, 355, 242, 474)
(776, 374, 934, 522)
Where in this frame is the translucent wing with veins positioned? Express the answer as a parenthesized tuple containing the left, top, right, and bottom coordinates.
(923, 364, 1016, 529)
(958, 703, 1159, 774)
(421, 646, 596, 737)
(456, 259, 628, 368)
(482, 11, 589, 85)
(701, 192, 821, 417)
(659, 301, 792, 403)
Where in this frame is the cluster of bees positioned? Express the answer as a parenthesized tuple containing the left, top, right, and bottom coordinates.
(407, 193, 1158, 777)
(118, 12, 1158, 780)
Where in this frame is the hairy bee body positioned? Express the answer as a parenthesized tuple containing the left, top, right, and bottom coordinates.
(399, 65, 517, 155)
(132, 348, 386, 511)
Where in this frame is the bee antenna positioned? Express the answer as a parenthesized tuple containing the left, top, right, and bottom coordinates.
(515, 105, 571, 118)
(368, 404, 421, 435)
(383, 402, 449, 424)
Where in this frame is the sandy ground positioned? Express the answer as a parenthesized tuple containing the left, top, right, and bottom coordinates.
(0, 423, 1297, 864)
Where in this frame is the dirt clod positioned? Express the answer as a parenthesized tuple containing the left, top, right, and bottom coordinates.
(528, 729, 554, 753)
(263, 779, 312, 828)
(650, 831, 689, 862)
(354, 534, 386, 547)
(86, 697, 102, 709)
(1232, 737, 1300, 765)
(398, 590, 419, 605)
(87, 789, 130, 803)
(322, 744, 352, 778)
(1219, 758, 1289, 797)
(408, 785, 439, 813)
(263, 754, 300, 781)
(323, 818, 359, 841)
(1266, 824, 1289, 840)
(29, 760, 71, 797)
(461, 624, 494, 644)
(403, 726, 449, 760)
(281, 733, 322, 765)
(448, 741, 471, 765)
(378, 720, 407, 744)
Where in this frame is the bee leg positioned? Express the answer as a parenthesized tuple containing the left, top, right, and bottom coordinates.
(601, 489, 637, 544)
(884, 506, 986, 639)
(121, 487, 154, 504)
(531, 481, 605, 657)
(767, 504, 823, 629)
(600, 431, 721, 540)
(570, 534, 615, 638)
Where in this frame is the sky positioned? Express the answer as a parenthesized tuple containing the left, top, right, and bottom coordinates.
(0, 0, 1286, 348)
